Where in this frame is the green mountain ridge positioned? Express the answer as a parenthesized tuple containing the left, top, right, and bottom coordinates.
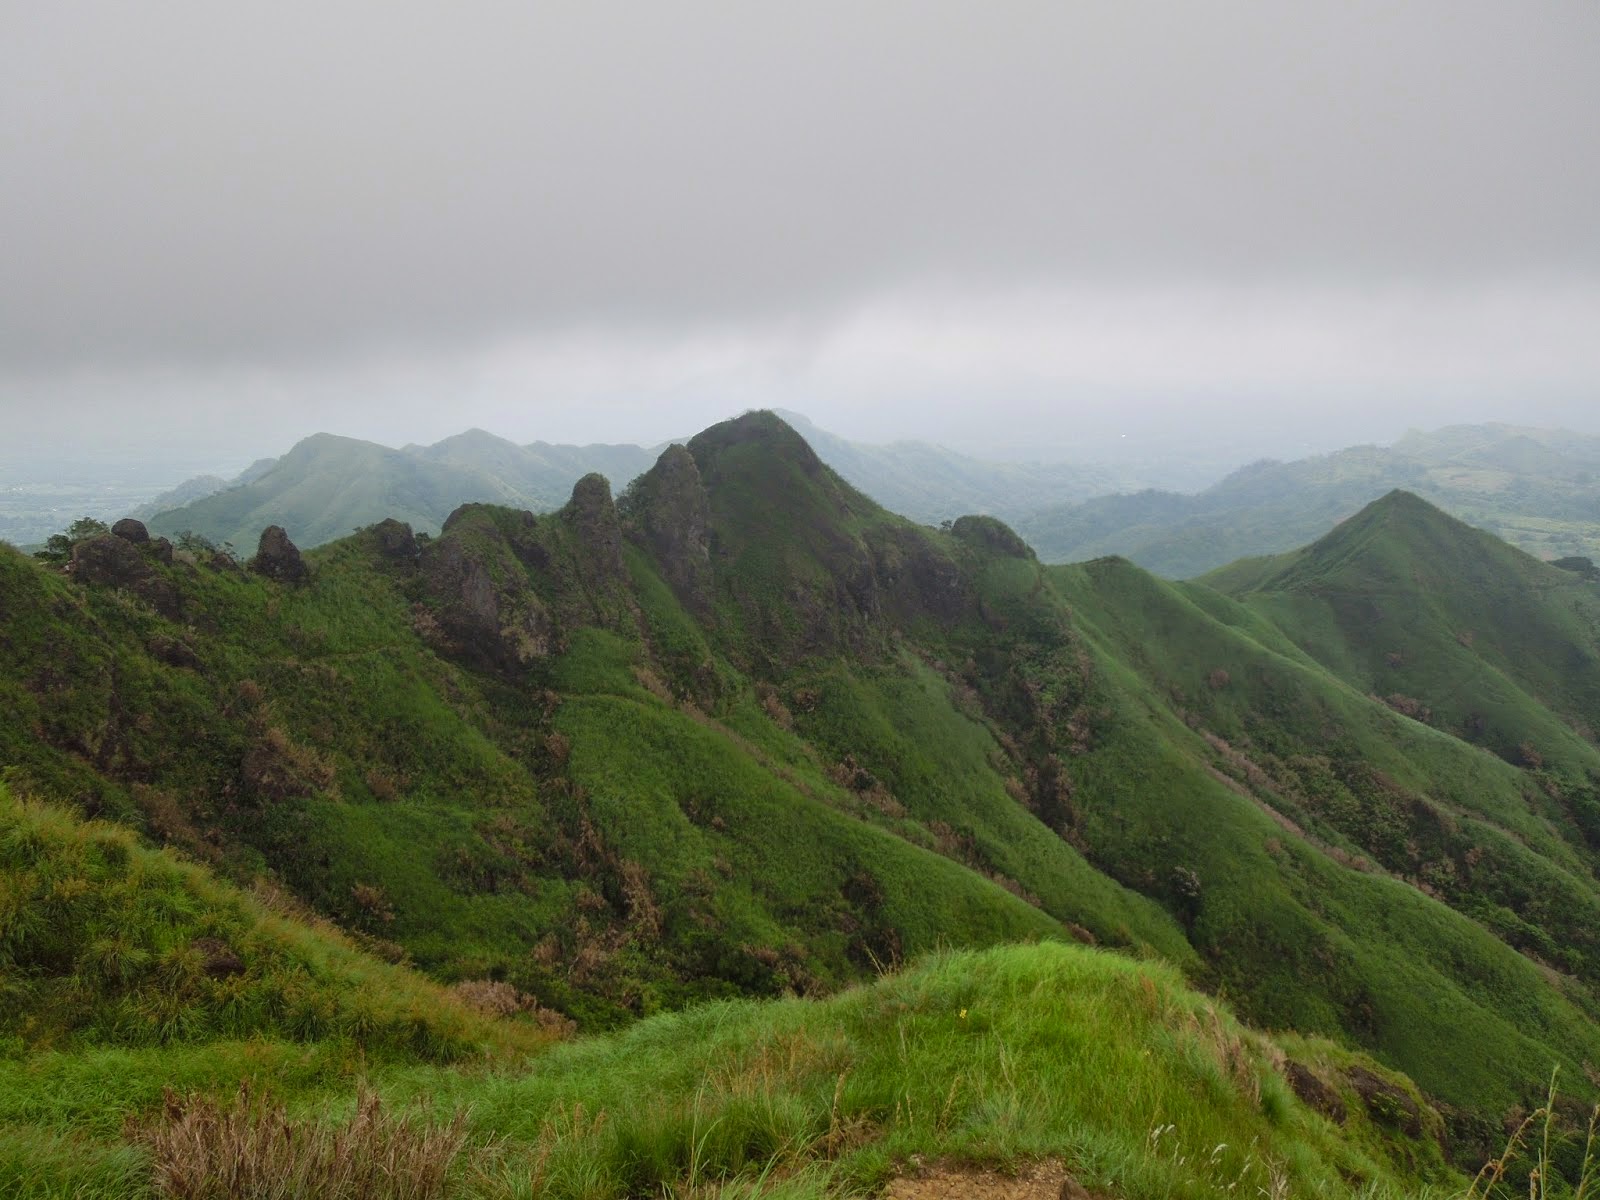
(7, 413, 1600, 1193)
(1016, 424, 1600, 576)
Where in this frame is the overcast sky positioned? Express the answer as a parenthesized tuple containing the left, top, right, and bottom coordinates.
(3, 1, 1599, 472)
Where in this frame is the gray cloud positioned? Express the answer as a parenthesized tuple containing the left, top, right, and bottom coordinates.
(2, 1, 1598, 462)
(6, 1, 1599, 363)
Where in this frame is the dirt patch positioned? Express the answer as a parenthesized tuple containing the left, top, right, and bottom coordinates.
(1285, 1060, 1348, 1124)
(884, 1159, 1099, 1200)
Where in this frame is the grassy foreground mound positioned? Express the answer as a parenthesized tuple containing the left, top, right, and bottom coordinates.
(0, 793, 1459, 1198)
(0, 782, 530, 1061)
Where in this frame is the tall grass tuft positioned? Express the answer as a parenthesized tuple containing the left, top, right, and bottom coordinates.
(141, 1082, 470, 1200)
(1461, 1069, 1600, 1199)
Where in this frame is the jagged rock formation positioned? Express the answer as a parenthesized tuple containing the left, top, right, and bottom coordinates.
(624, 444, 713, 616)
(418, 505, 554, 672)
(561, 473, 625, 589)
(251, 525, 309, 585)
(369, 518, 419, 560)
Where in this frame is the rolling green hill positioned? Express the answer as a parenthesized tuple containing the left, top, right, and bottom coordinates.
(0, 789, 1457, 1199)
(1017, 423, 1600, 576)
(6, 413, 1600, 1189)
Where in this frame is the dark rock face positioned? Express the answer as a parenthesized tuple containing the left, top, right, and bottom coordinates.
(628, 445, 714, 616)
(562, 473, 625, 585)
(68, 533, 185, 618)
(371, 518, 418, 560)
(111, 518, 150, 544)
(70, 535, 152, 589)
(149, 536, 174, 565)
(418, 529, 554, 673)
(1285, 1062, 1348, 1124)
(251, 526, 308, 585)
(1345, 1065, 1422, 1135)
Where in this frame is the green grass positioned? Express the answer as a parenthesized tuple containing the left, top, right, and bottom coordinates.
(0, 782, 523, 1060)
(7, 418, 1600, 1161)
(0, 917, 1462, 1199)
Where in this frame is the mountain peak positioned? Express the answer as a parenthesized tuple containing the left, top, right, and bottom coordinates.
(687, 410, 824, 477)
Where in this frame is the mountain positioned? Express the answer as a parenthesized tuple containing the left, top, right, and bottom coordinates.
(1017, 423, 1600, 576)
(141, 415, 1134, 554)
(6, 413, 1600, 1184)
(144, 430, 656, 552)
(773, 410, 1135, 524)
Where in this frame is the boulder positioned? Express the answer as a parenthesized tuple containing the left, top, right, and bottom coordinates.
(69, 534, 152, 589)
(111, 518, 150, 544)
(251, 526, 308, 585)
(371, 518, 419, 560)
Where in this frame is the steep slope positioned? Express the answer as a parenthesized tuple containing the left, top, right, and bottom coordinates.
(6, 414, 1600, 1145)
(1206, 490, 1600, 852)
(1017, 423, 1600, 575)
(0, 781, 520, 1061)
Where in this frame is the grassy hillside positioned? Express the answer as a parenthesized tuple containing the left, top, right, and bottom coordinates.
(1017, 423, 1600, 576)
(0, 797, 1460, 1199)
(6, 413, 1600, 1160)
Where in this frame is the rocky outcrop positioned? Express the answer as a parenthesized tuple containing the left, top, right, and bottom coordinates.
(251, 526, 308, 585)
(417, 514, 554, 673)
(1345, 1065, 1422, 1136)
(561, 473, 625, 587)
(69, 535, 152, 589)
(1284, 1061, 1347, 1124)
(625, 445, 714, 616)
(111, 518, 150, 544)
(69, 533, 185, 618)
(370, 518, 419, 560)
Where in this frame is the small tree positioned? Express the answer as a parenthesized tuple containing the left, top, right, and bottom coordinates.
(175, 530, 218, 554)
(33, 516, 109, 563)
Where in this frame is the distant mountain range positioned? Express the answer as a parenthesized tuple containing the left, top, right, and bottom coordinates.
(139, 413, 1142, 552)
(60, 416, 1600, 581)
(1016, 423, 1600, 576)
(144, 431, 660, 551)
